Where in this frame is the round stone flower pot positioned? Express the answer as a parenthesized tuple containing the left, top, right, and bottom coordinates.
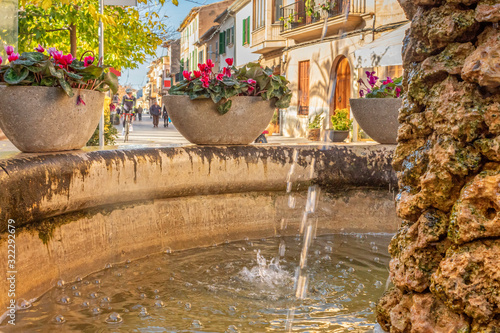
(164, 95, 276, 145)
(349, 98, 401, 144)
(326, 129, 349, 142)
(0, 86, 105, 152)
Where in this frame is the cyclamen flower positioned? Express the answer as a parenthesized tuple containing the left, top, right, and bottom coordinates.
(4, 45, 14, 56)
(0, 55, 2, 65)
(206, 59, 215, 68)
(225, 58, 233, 66)
(183, 70, 192, 81)
(383, 77, 393, 85)
(395, 87, 401, 98)
(193, 70, 202, 78)
(8, 53, 19, 62)
(198, 63, 206, 72)
(201, 76, 210, 88)
(216, 73, 224, 81)
(359, 90, 365, 97)
(368, 75, 378, 87)
(223, 67, 231, 78)
(35, 44, 45, 53)
(84, 56, 94, 67)
(247, 78, 256, 85)
(47, 47, 58, 57)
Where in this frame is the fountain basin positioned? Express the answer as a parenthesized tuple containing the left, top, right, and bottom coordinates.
(0, 145, 399, 322)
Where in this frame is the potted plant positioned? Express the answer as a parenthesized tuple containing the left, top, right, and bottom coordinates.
(326, 108, 352, 142)
(307, 113, 323, 141)
(0, 45, 118, 152)
(166, 58, 292, 145)
(349, 71, 403, 144)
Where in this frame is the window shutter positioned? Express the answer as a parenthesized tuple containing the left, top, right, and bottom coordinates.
(222, 31, 226, 53)
(219, 33, 223, 54)
(242, 18, 246, 45)
(231, 27, 235, 44)
(246, 17, 250, 45)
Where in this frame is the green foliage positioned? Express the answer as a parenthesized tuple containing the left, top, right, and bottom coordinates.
(18, 0, 172, 70)
(365, 76, 404, 98)
(86, 98, 118, 146)
(0, 49, 118, 97)
(308, 113, 324, 129)
(330, 108, 352, 131)
(169, 62, 292, 115)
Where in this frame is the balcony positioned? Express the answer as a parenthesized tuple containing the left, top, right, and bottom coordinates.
(280, 0, 367, 42)
(251, 24, 287, 54)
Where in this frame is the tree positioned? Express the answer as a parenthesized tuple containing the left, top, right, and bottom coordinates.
(18, 0, 177, 70)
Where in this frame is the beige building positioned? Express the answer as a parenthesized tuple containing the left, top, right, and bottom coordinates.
(251, 0, 408, 139)
(178, 0, 234, 72)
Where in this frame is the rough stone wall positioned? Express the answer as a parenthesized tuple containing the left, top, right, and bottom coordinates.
(377, 0, 500, 331)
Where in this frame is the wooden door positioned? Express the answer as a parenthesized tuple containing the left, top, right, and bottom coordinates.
(331, 57, 351, 115)
(298, 60, 310, 116)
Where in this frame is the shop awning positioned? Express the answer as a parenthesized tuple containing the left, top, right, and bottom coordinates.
(353, 23, 410, 69)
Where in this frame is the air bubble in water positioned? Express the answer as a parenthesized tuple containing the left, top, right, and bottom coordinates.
(140, 293, 146, 299)
(374, 257, 380, 263)
(226, 325, 239, 333)
(101, 296, 111, 303)
(374, 281, 383, 288)
(92, 307, 102, 315)
(191, 320, 203, 328)
(105, 312, 123, 324)
(81, 301, 90, 307)
(139, 307, 150, 317)
(105, 263, 112, 269)
(154, 300, 164, 307)
(53, 314, 66, 324)
(93, 279, 101, 285)
(74, 291, 81, 297)
(185, 303, 192, 310)
(229, 305, 237, 312)
(56, 280, 65, 288)
(89, 292, 98, 299)
(57, 296, 71, 305)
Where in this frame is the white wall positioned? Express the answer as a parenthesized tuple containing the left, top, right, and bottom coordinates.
(234, 3, 260, 67)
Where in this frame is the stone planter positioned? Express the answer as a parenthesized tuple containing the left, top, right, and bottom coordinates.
(0, 86, 105, 152)
(349, 98, 401, 144)
(163, 95, 276, 145)
(326, 129, 349, 142)
(307, 128, 321, 141)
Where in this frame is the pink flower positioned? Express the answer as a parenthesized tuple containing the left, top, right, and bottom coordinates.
(206, 59, 215, 68)
(359, 90, 365, 97)
(225, 58, 233, 66)
(198, 63, 206, 72)
(382, 77, 393, 85)
(395, 87, 401, 97)
(193, 70, 202, 78)
(182, 70, 192, 81)
(0, 55, 2, 65)
(216, 73, 224, 81)
(35, 44, 45, 53)
(7, 53, 19, 62)
(62, 54, 75, 66)
(223, 67, 231, 78)
(247, 78, 256, 85)
(84, 55, 94, 67)
(201, 76, 210, 88)
(47, 47, 58, 57)
(248, 86, 255, 94)
(368, 75, 378, 87)
(4, 45, 14, 56)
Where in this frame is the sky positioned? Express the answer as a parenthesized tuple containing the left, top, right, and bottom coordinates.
(118, 0, 221, 89)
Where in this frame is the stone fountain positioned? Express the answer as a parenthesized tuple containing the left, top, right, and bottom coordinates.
(376, 0, 500, 331)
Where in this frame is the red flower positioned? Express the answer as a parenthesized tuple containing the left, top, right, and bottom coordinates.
(201, 76, 210, 88)
(7, 53, 19, 62)
(4, 45, 14, 56)
(206, 59, 215, 68)
(198, 63, 206, 72)
(247, 78, 256, 85)
(35, 44, 45, 53)
(223, 67, 231, 78)
(382, 77, 393, 85)
(216, 73, 224, 81)
(225, 58, 233, 66)
(84, 56, 94, 67)
(0, 55, 2, 65)
(193, 70, 202, 78)
(395, 87, 401, 97)
(183, 70, 192, 81)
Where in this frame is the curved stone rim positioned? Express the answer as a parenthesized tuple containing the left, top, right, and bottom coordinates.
(0, 145, 397, 232)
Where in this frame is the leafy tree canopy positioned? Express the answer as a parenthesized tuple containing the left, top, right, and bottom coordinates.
(19, 0, 177, 70)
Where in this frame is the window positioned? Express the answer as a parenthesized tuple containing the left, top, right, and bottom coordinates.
(215, 41, 219, 57)
(298, 60, 310, 116)
(199, 50, 204, 64)
(219, 31, 226, 54)
(273, 0, 283, 22)
(253, 0, 265, 29)
(242, 17, 251, 45)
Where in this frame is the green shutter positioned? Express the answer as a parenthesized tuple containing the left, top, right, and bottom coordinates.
(242, 18, 246, 45)
(219, 33, 223, 54)
(246, 17, 250, 45)
(226, 28, 230, 45)
(231, 27, 235, 44)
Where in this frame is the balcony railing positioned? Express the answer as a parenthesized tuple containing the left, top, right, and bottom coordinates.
(280, 0, 364, 32)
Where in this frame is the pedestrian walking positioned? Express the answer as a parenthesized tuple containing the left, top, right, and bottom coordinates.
(137, 106, 143, 121)
(150, 100, 161, 128)
(162, 105, 169, 128)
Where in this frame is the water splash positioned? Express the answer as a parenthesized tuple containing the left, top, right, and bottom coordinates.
(239, 250, 292, 288)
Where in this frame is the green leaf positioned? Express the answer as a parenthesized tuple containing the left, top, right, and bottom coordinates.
(103, 71, 118, 95)
(4, 67, 30, 84)
(217, 99, 232, 115)
(40, 76, 56, 86)
(21, 52, 48, 62)
(58, 78, 74, 97)
(63, 69, 84, 81)
(48, 64, 64, 79)
(12, 59, 36, 66)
